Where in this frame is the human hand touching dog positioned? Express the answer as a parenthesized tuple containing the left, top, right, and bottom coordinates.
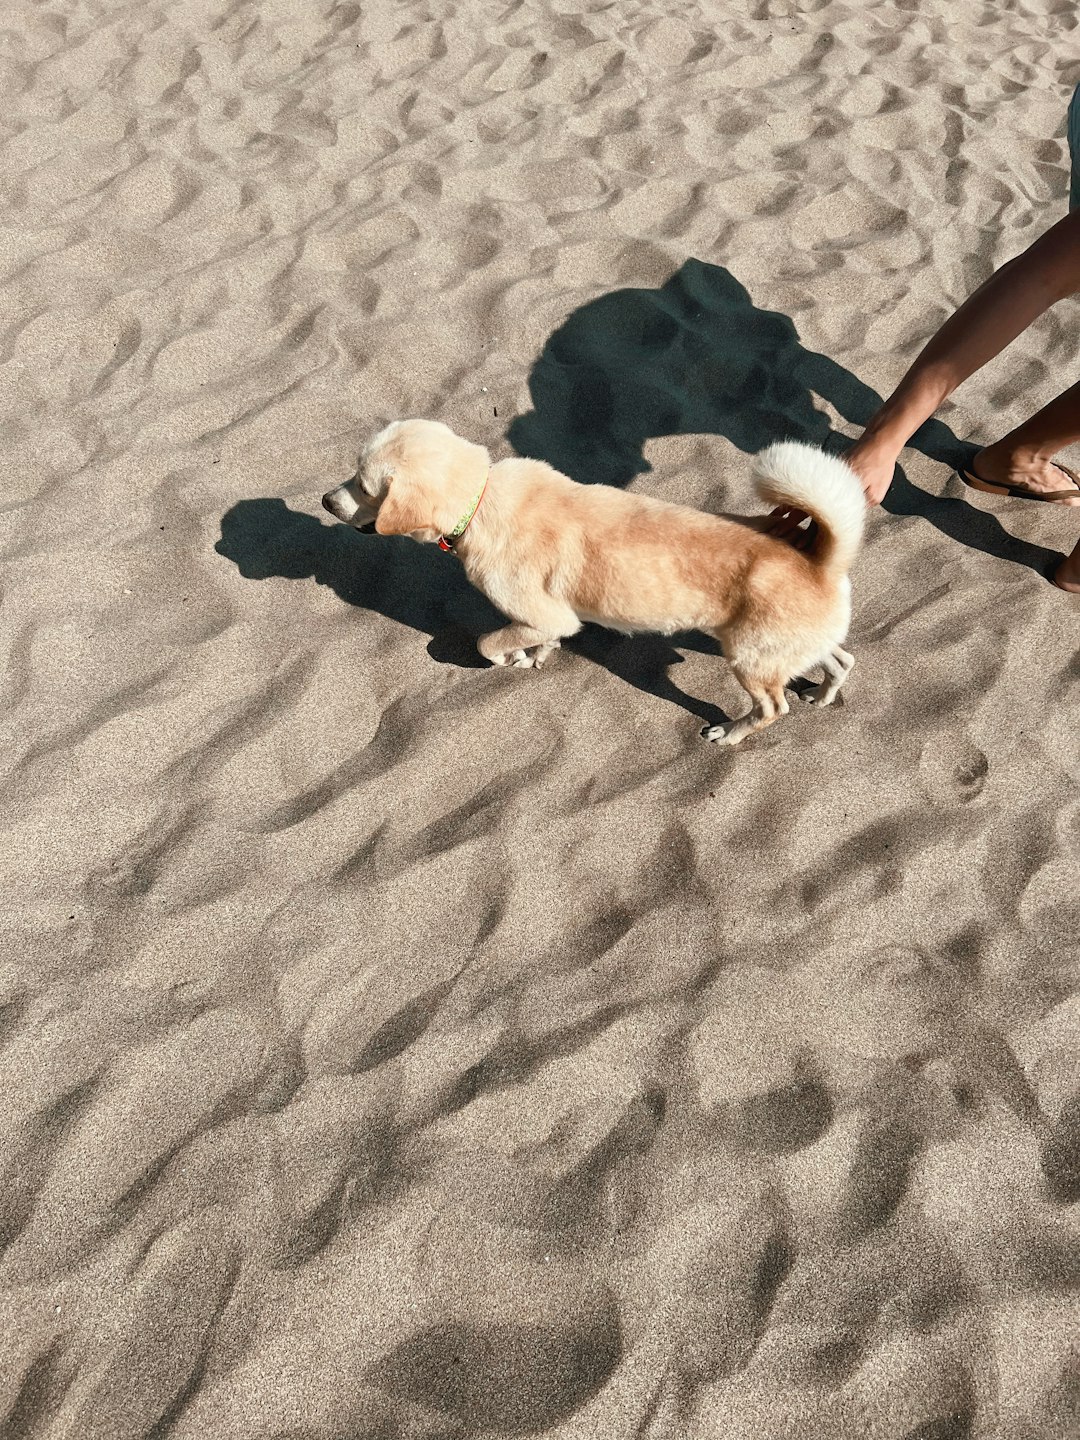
(767, 435, 896, 548)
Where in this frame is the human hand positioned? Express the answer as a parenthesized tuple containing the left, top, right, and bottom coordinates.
(765, 507, 818, 550)
(844, 437, 899, 506)
(765, 432, 901, 543)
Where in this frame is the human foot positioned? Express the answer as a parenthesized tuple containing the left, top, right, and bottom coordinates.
(968, 446, 1080, 505)
(1052, 542, 1080, 593)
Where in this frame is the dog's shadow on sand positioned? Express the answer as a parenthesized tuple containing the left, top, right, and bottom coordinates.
(217, 259, 1057, 726)
(217, 498, 500, 668)
(215, 499, 731, 726)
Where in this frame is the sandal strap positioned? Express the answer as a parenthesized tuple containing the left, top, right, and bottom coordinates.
(1051, 461, 1080, 487)
(962, 466, 1080, 502)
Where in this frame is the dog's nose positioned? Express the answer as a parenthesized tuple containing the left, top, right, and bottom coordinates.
(322, 484, 360, 522)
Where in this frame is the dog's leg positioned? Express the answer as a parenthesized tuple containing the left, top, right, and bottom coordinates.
(805, 645, 854, 707)
(704, 671, 789, 746)
(529, 639, 561, 668)
(478, 624, 556, 669)
(478, 602, 580, 670)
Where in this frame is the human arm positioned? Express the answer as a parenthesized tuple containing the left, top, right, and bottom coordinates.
(847, 207, 1080, 502)
(771, 207, 1080, 540)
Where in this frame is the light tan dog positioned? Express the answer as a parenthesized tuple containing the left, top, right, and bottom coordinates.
(322, 419, 865, 743)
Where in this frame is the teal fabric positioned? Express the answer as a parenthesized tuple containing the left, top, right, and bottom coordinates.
(1070, 84, 1080, 211)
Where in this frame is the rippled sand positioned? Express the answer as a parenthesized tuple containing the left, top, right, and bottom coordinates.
(1, 0, 1079, 1436)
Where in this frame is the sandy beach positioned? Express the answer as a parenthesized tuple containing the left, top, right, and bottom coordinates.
(1, 0, 1079, 1435)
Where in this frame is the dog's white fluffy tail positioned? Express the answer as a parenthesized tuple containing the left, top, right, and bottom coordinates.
(753, 440, 866, 575)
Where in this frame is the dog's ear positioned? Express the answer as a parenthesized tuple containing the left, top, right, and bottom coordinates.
(375, 477, 429, 536)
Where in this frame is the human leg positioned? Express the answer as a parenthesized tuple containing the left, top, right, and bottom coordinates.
(1053, 538, 1080, 593)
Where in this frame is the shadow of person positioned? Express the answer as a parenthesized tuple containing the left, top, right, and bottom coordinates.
(508, 257, 1058, 577)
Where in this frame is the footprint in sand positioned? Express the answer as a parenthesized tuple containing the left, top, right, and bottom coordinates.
(919, 733, 989, 806)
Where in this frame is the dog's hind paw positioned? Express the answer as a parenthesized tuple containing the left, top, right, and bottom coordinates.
(804, 682, 837, 706)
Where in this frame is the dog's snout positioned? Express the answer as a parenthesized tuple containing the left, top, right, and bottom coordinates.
(322, 484, 361, 523)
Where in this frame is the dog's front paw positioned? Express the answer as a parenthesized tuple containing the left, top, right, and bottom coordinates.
(703, 723, 738, 745)
(488, 640, 558, 670)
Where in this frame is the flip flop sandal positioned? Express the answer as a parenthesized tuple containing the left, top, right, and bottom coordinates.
(959, 461, 1080, 505)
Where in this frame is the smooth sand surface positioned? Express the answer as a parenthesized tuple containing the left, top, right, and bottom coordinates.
(1, 0, 1079, 1436)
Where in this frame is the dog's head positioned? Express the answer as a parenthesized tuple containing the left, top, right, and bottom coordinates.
(322, 419, 490, 543)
